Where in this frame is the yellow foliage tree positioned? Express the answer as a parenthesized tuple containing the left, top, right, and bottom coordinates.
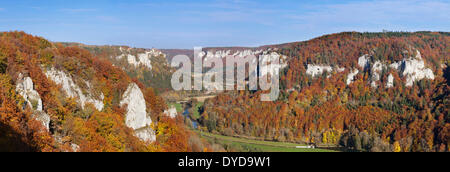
(393, 141, 401, 152)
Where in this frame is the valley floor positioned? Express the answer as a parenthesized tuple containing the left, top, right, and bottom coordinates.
(198, 132, 339, 152)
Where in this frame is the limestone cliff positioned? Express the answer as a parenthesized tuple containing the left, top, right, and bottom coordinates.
(120, 83, 156, 142)
(15, 74, 50, 130)
(164, 106, 178, 118)
(116, 47, 166, 70)
(45, 68, 104, 111)
(346, 50, 435, 87)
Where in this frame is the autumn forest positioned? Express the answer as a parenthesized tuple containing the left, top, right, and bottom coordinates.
(0, 31, 448, 152)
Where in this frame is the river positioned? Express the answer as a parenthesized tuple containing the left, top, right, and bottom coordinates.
(183, 108, 198, 129)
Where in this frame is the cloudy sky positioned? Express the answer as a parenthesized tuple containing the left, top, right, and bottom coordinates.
(0, 0, 448, 48)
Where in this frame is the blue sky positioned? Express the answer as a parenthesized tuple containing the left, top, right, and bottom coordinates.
(0, 0, 448, 49)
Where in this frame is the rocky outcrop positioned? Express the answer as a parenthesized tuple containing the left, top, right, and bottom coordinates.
(386, 74, 394, 88)
(200, 49, 288, 80)
(164, 106, 178, 118)
(45, 68, 104, 111)
(394, 51, 435, 87)
(358, 55, 370, 70)
(306, 65, 333, 78)
(306, 63, 348, 78)
(202, 49, 264, 62)
(137, 52, 153, 70)
(126, 54, 138, 67)
(347, 69, 359, 85)
(336, 66, 346, 73)
(370, 61, 384, 87)
(134, 127, 156, 143)
(354, 50, 434, 87)
(116, 47, 165, 70)
(120, 83, 156, 142)
(71, 143, 80, 152)
(16, 74, 50, 130)
(16, 74, 43, 111)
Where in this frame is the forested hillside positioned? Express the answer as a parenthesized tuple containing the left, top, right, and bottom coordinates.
(58, 43, 174, 93)
(0, 31, 212, 152)
(1, 31, 448, 152)
(199, 32, 449, 152)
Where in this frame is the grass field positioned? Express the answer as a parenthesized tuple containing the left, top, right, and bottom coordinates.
(199, 132, 337, 152)
(192, 102, 204, 119)
(169, 103, 183, 113)
(169, 102, 203, 119)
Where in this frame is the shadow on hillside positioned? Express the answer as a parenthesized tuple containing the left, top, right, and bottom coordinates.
(0, 122, 38, 152)
(444, 66, 449, 86)
(319, 146, 359, 152)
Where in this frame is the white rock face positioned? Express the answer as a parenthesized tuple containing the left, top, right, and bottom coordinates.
(386, 74, 394, 88)
(137, 52, 153, 70)
(147, 48, 166, 58)
(203, 49, 265, 61)
(116, 48, 165, 70)
(135, 127, 156, 143)
(358, 55, 370, 70)
(396, 51, 435, 87)
(337, 66, 346, 73)
(127, 54, 138, 67)
(306, 65, 333, 78)
(45, 68, 104, 111)
(16, 75, 43, 111)
(355, 50, 434, 87)
(200, 49, 288, 79)
(16, 74, 50, 130)
(389, 62, 401, 70)
(347, 69, 359, 85)
(164, 106, 178, 118)
(370, 61, 385, 87)
(121, 83, 156, 142)
(71, 143, 80, 152)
